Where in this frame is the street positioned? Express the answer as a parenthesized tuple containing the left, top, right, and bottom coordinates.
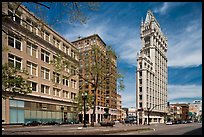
(2, 122, 202, 135)
(107, 123, 202, 135)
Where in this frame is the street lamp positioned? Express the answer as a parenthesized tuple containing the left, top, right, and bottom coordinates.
(61, 106, 64, 123)
(82, 92, 88, 127)
(147, 107, 150, 125)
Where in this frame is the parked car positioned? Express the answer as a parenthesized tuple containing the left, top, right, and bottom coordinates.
(124, 116, 137, 124)
(46, 121, 60, 125)
(166, 121, 173, 125)
(176, 120, 182, 124)
(181, 120, 187, 124)
(23, 121, 42, 126)
(187, 120, 193, 123)
(100, 121, 115, 127)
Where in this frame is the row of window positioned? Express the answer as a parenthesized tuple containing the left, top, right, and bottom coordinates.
(8, 5, 78, 60)
(8, 53, 77, 89)
(28, 81, 76, 99)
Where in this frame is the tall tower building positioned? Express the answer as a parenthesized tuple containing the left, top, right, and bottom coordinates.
(136, 10, 168, 125)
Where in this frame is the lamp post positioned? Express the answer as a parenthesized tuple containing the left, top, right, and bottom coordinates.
(61, 106, 64, 123)
(82, 92, 88, 127)
(147, 107, 150, 125)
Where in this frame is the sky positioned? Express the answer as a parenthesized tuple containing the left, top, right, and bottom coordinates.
(24, 2, 202, 108)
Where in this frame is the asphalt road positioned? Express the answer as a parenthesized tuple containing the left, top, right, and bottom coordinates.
(107, 123, 202, 135)
(2, 122, 202, 135)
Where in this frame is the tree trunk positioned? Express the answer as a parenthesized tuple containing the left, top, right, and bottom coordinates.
(91, 90, 96, 127)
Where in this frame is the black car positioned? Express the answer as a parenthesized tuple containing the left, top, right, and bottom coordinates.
(46, 121, 60, 125)
(23, 121, 42, 126)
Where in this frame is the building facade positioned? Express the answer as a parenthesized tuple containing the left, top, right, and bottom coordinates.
(116, 94, 122, 120)
(2, 2, 79, 124)
(168, 104, 189, 121)
(189, 100, 202, 122)
(136, 10, 168, 125)
(72, 34, 119, 123)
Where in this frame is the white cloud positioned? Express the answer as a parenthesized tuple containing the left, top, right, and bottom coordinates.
(63, 2, 201, 68)
(120, 92, 136, 108)
(154, 2, 169, 14)
(168, 84, 202, 101)
(167, 19, 202, 67)
(153, 2, 187, 15)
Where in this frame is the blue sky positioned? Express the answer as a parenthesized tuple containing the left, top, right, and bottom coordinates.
(24, 2, 202, 108)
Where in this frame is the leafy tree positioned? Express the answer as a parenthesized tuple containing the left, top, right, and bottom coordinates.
(2, 63, 32, 99)
(50, 45, 125, 127)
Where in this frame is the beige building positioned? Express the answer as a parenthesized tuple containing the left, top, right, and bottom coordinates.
(189, 100, 202, 122)
(72, 34, 119, 123)
(2, 2, 79, 124)
(136, 10, 168, 124)
(116, 94, 122, 120)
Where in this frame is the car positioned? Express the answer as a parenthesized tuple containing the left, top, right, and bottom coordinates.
(124, 116, 137, 124)
(176, 120, 182, 124)
(100, 121, 115, 127)
(181, 120, 187, 124)
(46, 121, 60, 125)
(187, 120, 193, 123)
(23, 121, 42, 126)
(166, 121, 173, 125)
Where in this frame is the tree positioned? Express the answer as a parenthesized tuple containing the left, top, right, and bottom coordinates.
(50, 45, 124, 127)
(2, 63, 32, 99)
(2, 2, 100, 30)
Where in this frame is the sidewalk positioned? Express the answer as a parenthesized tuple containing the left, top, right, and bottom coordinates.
(3, 123, 156, 135)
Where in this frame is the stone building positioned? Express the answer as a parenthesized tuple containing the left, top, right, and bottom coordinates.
(136, 10, 168, 125)
(2, 2, 79, 124)
(72, 34, 120, 123)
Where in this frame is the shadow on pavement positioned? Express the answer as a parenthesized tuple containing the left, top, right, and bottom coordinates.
(183, 127, 202, 135)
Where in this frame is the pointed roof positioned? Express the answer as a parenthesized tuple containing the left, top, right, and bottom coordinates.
(144, 10, 153, 24)
(144, 10, 160, 28)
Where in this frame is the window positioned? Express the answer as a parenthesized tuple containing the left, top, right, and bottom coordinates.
(44, 31, 50, 42)
(71, 50, 75, 58)
(26, 42, 38, 58)
(62, 44, 69, 55)
(71, 79, 77, 89)
(63, 76, 69, 86)
(8, 53, 22, 70)
(71, 66, 76, 75)
(53, 88, 60, 97)
(53, 72, 60, 84)
(139, 103, 142, 108)
(53, 38, 60, 48)
(25, 18, 33, 32)
(8, 31, 21, 50)
(26, 61, 37, 76)
(139, 95, 142, 100)
(63, 90, 69, 99)
(41, 85, 49, 94)
(27, 81, 37, 92)
(139, 79, 142, 84)
(139, 71, 142, 77)
(71, 92, 76, 100)
(41, 49, 50, 63)
(139, 87, 142, 92)
(41, 67, 50, 80)
(139, 63, 142, 69)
